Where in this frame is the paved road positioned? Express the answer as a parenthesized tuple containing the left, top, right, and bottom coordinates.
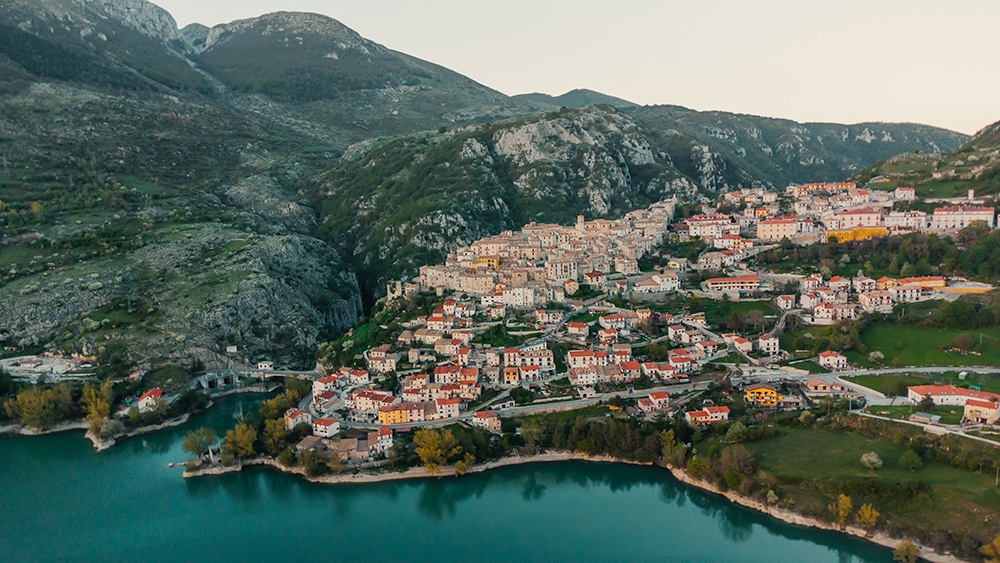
(736, 365, 1000, 405)
(344, 382, 710, 431)
(855, 410, 1000, 448)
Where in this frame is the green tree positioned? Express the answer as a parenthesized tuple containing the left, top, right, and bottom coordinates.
(725, 420, 748, 443)
(82, 381, 114, 437)
(954, 333, 975, 351)
(686, 456, 710, 480)
(299, 449, 329, 477)
(893, 540, 919, 563)
(918, 394, 935, 412)
(0, 369, 12, 397)
(95, 340, 131, 380)
(855, 503, 880, 533)
(660, 429, 686, 466)
(223, 423, 258, 458)
(181, 427, 218, 461)
(828, 493, 853, 528)
(520, 418, 545, 454)
(277, 448, 296, 467)
(261, 418, 287, 457)
(898, 449, 923, 472)
(414, 428, 463, 473)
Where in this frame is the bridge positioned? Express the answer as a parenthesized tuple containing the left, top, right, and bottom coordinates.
(191, 368, 320, 392)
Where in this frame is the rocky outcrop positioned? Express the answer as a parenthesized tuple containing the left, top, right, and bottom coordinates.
(315, 106, 699, 297)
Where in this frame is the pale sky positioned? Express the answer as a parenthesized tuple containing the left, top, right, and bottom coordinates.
(155, 0, 999, 135)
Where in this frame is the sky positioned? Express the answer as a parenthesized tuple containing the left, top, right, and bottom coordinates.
(155, 0, 999, 135)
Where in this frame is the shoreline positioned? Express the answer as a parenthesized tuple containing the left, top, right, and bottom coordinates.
(185, 450, 970, 563)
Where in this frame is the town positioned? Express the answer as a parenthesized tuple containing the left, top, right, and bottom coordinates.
(232, 181, 1000, 462)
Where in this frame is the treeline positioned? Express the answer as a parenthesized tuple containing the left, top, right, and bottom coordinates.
(788, 316, 871, 355)
(756, 228, 1000, 281)
(893, 294, 1000, 329)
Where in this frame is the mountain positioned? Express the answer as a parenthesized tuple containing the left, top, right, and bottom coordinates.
(0, 0, 213, 94)
(0, 0, 976, 367)
(313, 106, 697, 302)
(851, 119, 1000, 198)
(626, 106, 969, 192)
(514, 89, 637, 109)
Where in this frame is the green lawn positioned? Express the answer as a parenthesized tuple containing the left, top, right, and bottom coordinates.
(843, 374, 928, 396)
(744, 425, 1000, 552)
(142, 365, 193, 394)
(681, 297, 775, 329)
(866, 404, 964, 425)
(860, 322, 1000, 367)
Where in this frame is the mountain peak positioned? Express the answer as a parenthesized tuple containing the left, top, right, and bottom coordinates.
(513, 88, 637, 109)
(204, 11, 372, 52)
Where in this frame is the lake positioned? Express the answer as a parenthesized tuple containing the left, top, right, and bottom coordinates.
(0, 395, 896, 562)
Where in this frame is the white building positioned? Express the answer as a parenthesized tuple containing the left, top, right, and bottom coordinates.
(930, 206, 995, 230)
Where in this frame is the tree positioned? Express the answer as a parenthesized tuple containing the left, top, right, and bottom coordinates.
(918, 394, 935, 412)
(181, 427, 218, 461)
(82, 381, 114, 437)
(454, 452, 476, 476)
(828, 493, 853, 528)
(898, 449, 923, 472)
(0, 369, 12, 397)
(299, 449, 329, 477)
(954, 333, 975, 351)
(745, 309, 765, 332)
(520, 419, 545, 454)
(3, 384, 74, 430)
(798, 411, 815, 426)
(724, 420, 748, 443)
(893, 540, 919, 563)
(855, 503, 880, 533)
(223, 423, 257, 458)
(766, 490, 779, 505)
(261, 418, 287, 457)
(660, 429, 686, 466)
(414, 428, 463, 473)
(686, 456, 710, 480)
(719, 444, 755, 476)
(982, 534, 1000, 563)
(860, 452, 883, 472)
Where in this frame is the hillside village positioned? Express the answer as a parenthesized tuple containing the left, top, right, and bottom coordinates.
(265, 181, 1000, 463)
(6, 175, 997, 466)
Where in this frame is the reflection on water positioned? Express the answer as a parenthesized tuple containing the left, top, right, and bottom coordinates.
(0, 396, 897, 563)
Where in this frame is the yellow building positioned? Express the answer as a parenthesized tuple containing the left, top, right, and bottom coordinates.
(745, 383, 782, 407)
(474, 256, 499, 270)
(825, 226, 887, 243)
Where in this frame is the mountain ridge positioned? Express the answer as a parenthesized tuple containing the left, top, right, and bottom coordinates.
(0, 0, 982, 367)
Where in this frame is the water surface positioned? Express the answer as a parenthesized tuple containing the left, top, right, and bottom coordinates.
(0, 395, 895, 562)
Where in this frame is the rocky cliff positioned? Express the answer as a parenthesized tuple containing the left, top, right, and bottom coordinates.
(313, 106, 700, 302)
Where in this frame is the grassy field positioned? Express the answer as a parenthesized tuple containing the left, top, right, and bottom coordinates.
(842, 375, 928, 396)
(866, 404, 965, 425)
(860, 322, 1000, 366)
(745, 426, 1000, 550)
(678, 297, 775, 330)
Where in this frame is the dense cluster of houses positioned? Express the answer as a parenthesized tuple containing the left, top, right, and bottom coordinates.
(414, 201, 677, 307)
(773, 272, 949, 326)
(681, 183, 995, 251)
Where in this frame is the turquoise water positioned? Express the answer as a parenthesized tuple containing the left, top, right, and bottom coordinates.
(0, 395, 895, 562)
